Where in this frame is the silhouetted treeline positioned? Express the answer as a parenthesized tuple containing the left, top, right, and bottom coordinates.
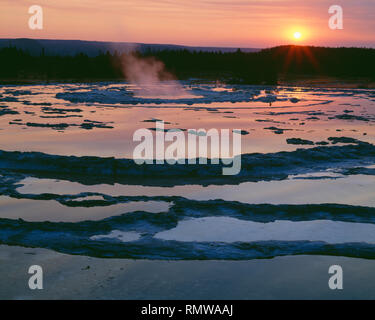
(0, 46, 276, 84)
(0, 47, 123, 80)
(264, 45, 375, 79)
(0, 45, 374, 84)
(142, 48, 278, 84)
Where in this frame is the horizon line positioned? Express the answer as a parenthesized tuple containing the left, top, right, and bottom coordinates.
(1, 37, 375, 50)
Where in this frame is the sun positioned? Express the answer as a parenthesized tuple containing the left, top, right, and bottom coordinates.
(284, 27, 309, 43)
(293, 31, 302, 40)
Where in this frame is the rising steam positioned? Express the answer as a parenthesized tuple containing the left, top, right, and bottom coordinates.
(121, 52, 195, 99)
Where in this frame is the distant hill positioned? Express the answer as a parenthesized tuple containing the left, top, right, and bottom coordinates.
(0, 38, 261, 56)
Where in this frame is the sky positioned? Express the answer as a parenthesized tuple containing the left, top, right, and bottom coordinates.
(1, 0, 374, 48)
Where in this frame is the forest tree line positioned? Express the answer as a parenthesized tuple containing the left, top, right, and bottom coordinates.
(0, 45, 374, 84)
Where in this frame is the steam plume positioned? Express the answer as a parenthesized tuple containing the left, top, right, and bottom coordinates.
(122, 52, 194, 98)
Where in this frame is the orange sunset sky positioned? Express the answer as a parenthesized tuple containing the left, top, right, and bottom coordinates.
(1, 0, 374, 48)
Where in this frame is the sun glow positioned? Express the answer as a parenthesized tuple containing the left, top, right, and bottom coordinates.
(294, 31, 302, 40)
(284, 26, 310, 43)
